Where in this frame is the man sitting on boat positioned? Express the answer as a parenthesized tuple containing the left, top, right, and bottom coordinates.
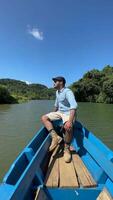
(41, 76, 77, 163)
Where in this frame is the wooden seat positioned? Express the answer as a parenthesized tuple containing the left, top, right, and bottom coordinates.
(97, 188, 112, 200)
(44, 146, 97, 188)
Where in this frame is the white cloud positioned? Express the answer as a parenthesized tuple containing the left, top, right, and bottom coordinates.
(21, 80, 31, 85)
(25, 81, 31, 85)
(27, 26, 44, 40)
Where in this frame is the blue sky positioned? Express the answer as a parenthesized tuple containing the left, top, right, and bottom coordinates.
(0, 0, 113, 87)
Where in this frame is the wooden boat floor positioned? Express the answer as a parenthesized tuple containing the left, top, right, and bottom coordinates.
(44, 145, 97, 188)
(97, 188, 112, 200)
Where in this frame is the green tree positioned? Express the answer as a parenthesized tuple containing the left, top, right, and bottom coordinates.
(103, 78, 113, 103)
(71, 66, 113, 103)
(0, 85, 17, 103)
(102, 65, 113, 75)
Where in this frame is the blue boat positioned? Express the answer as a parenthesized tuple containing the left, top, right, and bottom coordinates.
(0, 120, 113, 200)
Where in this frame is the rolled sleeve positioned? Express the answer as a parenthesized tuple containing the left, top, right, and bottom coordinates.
(66, 90, 78, 109)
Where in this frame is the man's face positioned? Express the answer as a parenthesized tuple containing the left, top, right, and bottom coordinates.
(53, 80, 61, 89)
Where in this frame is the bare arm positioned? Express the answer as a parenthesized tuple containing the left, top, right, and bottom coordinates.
(64, 109, 76, 131)
(69, 109, 76, 123)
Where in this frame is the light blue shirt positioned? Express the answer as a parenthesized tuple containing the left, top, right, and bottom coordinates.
(55, 87, 78, 114)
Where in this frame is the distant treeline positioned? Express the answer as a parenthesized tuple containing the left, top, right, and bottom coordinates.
(0, 65, 113, 104)
(70, 65, 113, 103)
(0, 79, 55, 104)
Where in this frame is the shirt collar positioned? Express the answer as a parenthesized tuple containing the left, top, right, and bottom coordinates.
(58, 87, 65, 93)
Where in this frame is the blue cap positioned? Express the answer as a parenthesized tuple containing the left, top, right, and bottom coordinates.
(52, 76, 66, 84)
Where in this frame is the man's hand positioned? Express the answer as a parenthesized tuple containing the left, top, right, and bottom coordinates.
(64, 121, 73, 131)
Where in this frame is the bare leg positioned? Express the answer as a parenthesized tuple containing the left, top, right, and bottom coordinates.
(41, 115, 54, 131)
(64, 129, 73, 144)
(63, 124, 73, 145)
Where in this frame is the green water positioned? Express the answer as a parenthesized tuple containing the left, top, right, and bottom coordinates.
(0, 100, 113, 181)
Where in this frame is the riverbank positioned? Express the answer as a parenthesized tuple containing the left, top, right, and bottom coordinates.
(0, 65, 113, 104)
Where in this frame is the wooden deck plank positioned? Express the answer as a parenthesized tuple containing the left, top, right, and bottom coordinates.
(59, 156, 79, 188)
(45, 158, 59, 187)
(72, 154, 97, 188)
(48, 144, 61, 166)
(44, 144, 61, 187)
(45, 148, 97, 188)
(97, 188, 112, 200)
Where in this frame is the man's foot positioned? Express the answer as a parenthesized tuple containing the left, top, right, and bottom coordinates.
(64, 147, 72, 163)
(49, 134, 62, 152)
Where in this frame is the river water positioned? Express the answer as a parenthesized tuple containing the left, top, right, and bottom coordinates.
(0, 100, 113, 181)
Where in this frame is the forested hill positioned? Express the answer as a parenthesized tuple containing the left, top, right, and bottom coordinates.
(0, 65, 113, 104)
(0, 79, 55, 103)
(70, 65, 113, 103)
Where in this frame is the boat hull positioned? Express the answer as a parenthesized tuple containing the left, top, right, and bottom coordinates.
(0, 120, 113, 199)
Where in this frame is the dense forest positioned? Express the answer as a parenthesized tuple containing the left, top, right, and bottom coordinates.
(70, 65, 113, 103)
(0, 65, 113, 104)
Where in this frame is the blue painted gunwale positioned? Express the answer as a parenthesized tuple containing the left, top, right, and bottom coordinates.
(0, 120, 113, 200)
